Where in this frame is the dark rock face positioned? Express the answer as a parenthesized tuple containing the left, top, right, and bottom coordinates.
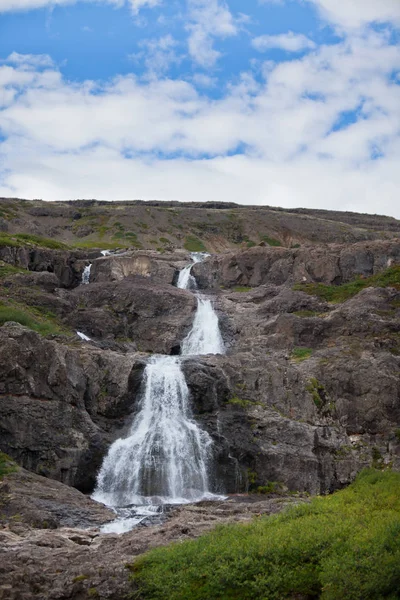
(0, 323, 145, 492)
(66, 277, 196, 354)
(0, 245, 91, 288)
(193, 240, 400, 289)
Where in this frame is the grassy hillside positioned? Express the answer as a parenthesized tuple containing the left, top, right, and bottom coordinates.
(1, 198, 399, 254)
(132, 469, 400, 600)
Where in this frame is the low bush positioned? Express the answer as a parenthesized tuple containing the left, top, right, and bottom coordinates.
(294, 265, 400, 303)
(133, 469, 400, 600)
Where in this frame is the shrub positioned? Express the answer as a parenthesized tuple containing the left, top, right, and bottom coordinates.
(132, 470, 400, 600)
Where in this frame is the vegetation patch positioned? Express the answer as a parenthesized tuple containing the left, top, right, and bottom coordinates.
(306, 377, 328, 409)
(294, 265, 400, 303)
(0, 261, 27, 278)
(0, 452, 18, 480)
(132, 469, 400, 600)
(226, 396, 261, 409)
(0, 233, 69, 250)
(259, 234, 282, 247)
(291, 347, 313, 362)
(184, 236, 207, 252)
(0, 301, 69, 337)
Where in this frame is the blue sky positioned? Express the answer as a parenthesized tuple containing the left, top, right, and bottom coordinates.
(0, 0, 400, 217)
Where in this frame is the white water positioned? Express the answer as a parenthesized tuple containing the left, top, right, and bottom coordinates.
(93, 252, 225, 533)
(181, 297, 225, 356)
(93, 356, 213, 508)
(77, 331, 91, 341)
(81, 264, 92, 284)
(177, 252, 209, 290)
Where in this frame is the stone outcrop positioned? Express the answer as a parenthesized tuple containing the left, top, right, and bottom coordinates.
(0, 323, 146, 492)
(193, 240, 400, 289)
(90, 250, 190, 285)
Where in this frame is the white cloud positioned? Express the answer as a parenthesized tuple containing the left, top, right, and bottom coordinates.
(3, 52, 55, 68)
(0, 0, 159, 13)
(1, 32, 400, 218)
(252, 31, 316, 53)
(186, 0, 239, 67)
(129, 35, 182, 75)
(306, 0, 400, 29)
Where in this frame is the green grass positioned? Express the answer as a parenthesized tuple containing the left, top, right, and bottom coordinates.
(0, 262, 27, 278)
(184, 236, 207, 252)
(259, 234, 282, 247)
(0, 452, 18, 479)
(0, 303, 68, 336)
(132, 470, 400, 600)
(6, 233, 69, 250)
(291, 347, 313, 362)
(294, 265, 400, 303)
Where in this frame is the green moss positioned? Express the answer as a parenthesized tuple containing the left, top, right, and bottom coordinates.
(132, 470, 400, 600)
(395, 429, 400, 442)
(291, 347, 313, 362)
(184, 236, 207, 252)
(294, 265, 400, 303)
(0, 452, 18, 479)
(306, 377, 327, 409)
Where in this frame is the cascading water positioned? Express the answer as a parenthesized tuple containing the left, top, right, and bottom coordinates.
(93, 252, 225, 533)
(177, 252, 208, 290)
(81, 264, 92, 285)
(93, 356, 212, 507)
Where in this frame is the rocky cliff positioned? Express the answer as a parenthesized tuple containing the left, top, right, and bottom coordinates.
(0, 199, 400, 599)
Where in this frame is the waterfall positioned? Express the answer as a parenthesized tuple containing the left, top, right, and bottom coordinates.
(93, 251, 225, 532)
(177, 252, 208, 290)
(81, 264, 92, 285)
(93, 356, 212, 507)
(181, 297, 225, 356)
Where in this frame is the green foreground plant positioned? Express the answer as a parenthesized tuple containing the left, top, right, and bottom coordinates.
(132, 469, 400, 600)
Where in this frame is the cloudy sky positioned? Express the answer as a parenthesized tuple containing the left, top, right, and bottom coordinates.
(0, 0, 399, 217)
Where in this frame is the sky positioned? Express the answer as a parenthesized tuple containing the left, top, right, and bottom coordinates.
(0, 0, 399, 217)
